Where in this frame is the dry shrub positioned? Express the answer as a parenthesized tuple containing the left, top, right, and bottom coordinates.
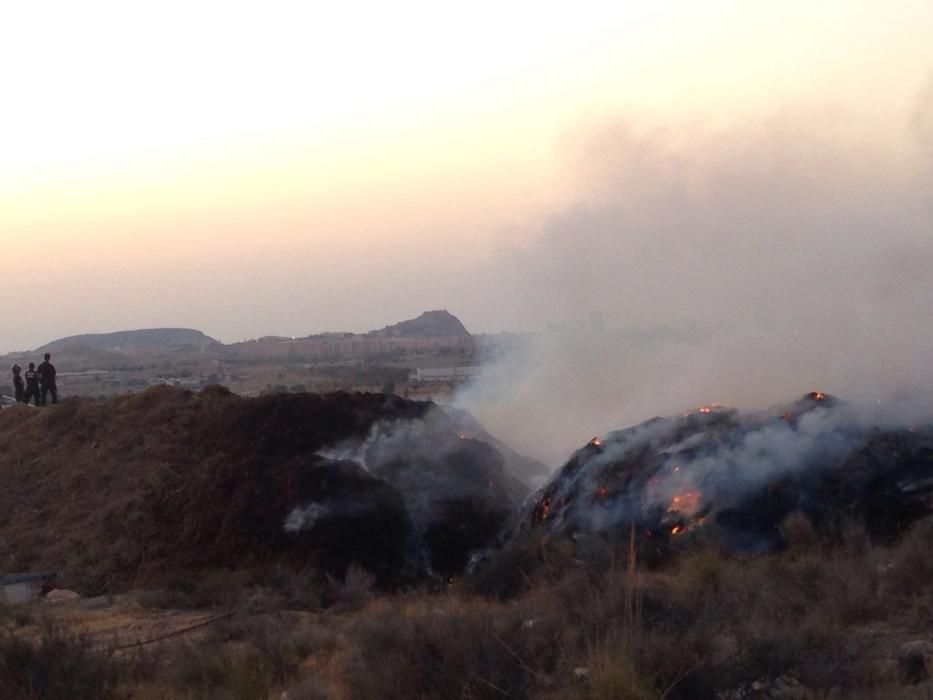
(168, 641, 271, 700)
(283, 676, 332, 700)
(139, 565, 327, 613)
(781, 511, 818, 551)
(585, 648, 654, 700)
(329, 564, 377, 611)
(669, 547, 724, 611)
(466, 535, 542, 600)
(261, 565, 325, 611)
(0, 603, 32, 629)
(0, 622, 124, 700)
(137, 567, 254, 611)
(250, 512, 933, 696)
(887, 516, 933, 598)
(344, 597, 558, 700)
(243, 615, 318, 686)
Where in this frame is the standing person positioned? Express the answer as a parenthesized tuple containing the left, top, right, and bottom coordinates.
(11, 364, 24, 403)
(23, 363, 41, 406)
(38, 353, 58, 405)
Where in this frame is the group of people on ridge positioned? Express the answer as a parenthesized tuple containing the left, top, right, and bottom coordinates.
(11, 353, 58, 406)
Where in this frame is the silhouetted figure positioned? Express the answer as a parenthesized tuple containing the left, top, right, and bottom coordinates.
(23, 363, 40, 406)
(38, 353, 58, 405)
(11, 364, 24, 403)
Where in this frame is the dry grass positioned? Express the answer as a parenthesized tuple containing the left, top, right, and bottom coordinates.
(0, 621, 124, 700)
(332, 515, 933, 698)
(11, 514, 933, 698)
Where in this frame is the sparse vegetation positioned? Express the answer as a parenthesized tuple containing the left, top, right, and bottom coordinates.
(328, 514, 933, 698)
(6, 514, 933, 697)
(0, 622, 123, 700)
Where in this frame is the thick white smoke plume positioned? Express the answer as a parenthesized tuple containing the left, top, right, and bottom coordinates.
(458, 89, 933, 466)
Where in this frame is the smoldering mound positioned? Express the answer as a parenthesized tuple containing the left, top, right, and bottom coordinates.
(0, 386, 528, 593)
(513, 392, 933, 565)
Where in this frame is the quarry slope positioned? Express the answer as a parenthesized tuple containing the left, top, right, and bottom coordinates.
(0, 387, 525, 594)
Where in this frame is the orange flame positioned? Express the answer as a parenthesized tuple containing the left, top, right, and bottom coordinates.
(665, 489, 708, 537)
(668, 489, 702, 518)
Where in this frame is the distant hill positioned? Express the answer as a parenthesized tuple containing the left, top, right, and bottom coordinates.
(40, 328, 221, 354)
(369, 310, 470, 338)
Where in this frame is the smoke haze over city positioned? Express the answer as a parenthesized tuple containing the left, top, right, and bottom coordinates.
(3, 1, 933, 461)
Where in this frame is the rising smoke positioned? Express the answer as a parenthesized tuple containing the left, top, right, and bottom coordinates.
(458, 87, 933, 467)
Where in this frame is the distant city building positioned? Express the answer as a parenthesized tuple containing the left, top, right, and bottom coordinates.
(409, 366, 482, 383)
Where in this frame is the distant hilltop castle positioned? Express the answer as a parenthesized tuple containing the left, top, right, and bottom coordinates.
(367, 310, 470, 339)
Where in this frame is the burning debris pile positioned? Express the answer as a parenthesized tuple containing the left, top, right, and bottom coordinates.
(0, 386, 526, 593)
(518, 392, 933, 556)
(288, 413, 526, 577)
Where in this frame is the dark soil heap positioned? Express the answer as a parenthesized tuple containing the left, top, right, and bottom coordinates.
(517, 393, 933, 560)
(0, 387, 523, 593)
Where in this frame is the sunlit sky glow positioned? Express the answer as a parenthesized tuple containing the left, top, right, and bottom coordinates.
(2, 1, 933, 351)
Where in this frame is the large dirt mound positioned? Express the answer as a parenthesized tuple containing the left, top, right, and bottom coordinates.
(516, 393, 933, 559)
(0, 387, 524, 593)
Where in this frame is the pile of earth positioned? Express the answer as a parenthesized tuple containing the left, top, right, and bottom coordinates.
(0, 387, 527, 594)
(514, 392, 933, 563)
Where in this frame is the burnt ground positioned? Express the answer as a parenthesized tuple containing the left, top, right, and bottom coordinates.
(0, 387, 524, 594)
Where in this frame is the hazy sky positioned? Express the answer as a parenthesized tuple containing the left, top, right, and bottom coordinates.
(2, 1, 933, 354)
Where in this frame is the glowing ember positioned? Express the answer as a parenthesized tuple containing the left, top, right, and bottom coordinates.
(668, 489, 703, 518)
(813, 392, 826, 401)
(540, 498, 552, 519)
(458, 433, 468, 440)
(595, 486, 608, 498)
(691, 403, 726, 415)
(589, 437, 604, 448)
(666, 490, 706, 537)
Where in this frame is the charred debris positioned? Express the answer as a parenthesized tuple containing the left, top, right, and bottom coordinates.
(519, 392, 933, 563)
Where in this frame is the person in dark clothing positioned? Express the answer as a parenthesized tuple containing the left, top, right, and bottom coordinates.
(38, 353, 58, 405)
(11, 364, 24, 403)
(23, 363, 41, 406)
